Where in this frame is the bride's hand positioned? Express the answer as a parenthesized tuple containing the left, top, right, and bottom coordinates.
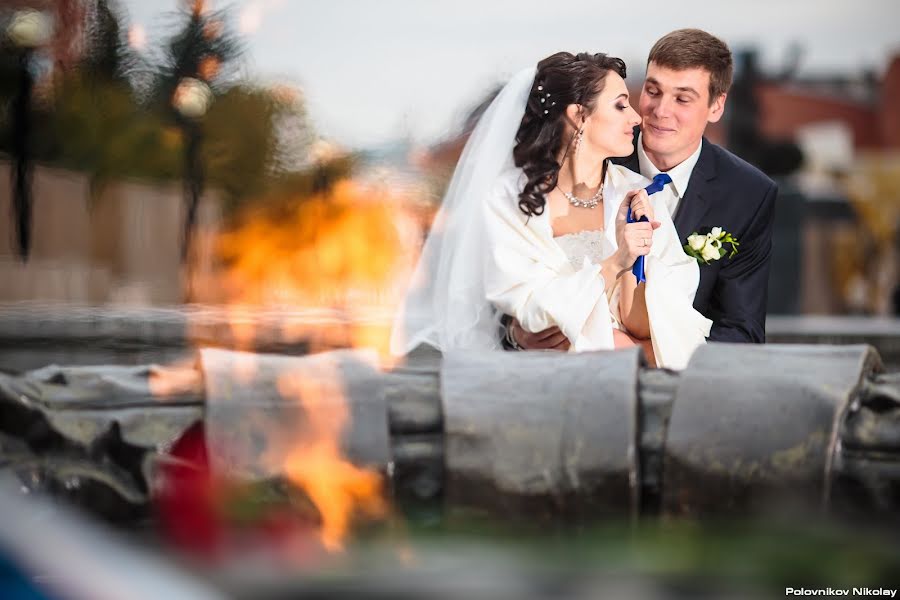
(614, 191, 660, 269)
(628, 189, 655, 222)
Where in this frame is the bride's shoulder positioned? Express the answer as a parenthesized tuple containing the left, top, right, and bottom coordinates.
(487, 167, 527, 204)
(607, 163, 650, 188)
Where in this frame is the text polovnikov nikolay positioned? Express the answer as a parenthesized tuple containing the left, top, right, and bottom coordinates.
(786, 589, 897, 597)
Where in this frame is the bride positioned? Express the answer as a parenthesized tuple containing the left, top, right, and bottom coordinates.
(391, 52, 711, 369)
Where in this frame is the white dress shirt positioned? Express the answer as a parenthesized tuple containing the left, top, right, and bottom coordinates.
(636, 133, 703, 220)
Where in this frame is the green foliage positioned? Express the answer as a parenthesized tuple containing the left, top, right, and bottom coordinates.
(236, 155, 359, 220)
(0, 1, 326, 215)
(201, 85, 278, 211)
(45, 72, 181, 184)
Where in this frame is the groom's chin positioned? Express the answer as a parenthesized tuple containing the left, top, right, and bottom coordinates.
(641, 133, 672, 155)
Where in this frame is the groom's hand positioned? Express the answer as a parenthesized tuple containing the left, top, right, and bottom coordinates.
(510, 318, 570, 351)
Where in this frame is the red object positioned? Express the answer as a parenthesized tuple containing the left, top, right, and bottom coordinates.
(155, 422, 223, 557)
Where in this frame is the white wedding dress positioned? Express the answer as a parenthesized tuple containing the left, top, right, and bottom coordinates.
(553, 229, 623, 330)
(554, 230, 614, 273)
(483, 164, 711, 370)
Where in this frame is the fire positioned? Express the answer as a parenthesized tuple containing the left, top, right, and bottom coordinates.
(278, 361, 387, 552)
(216, 180, 402, 300)
(197, 177, 427, 362)
(169, 175, 431, 554)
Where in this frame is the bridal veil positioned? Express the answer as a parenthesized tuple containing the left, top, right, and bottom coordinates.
(390, 67, 536, 355)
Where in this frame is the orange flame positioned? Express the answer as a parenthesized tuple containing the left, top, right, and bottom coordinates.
(175, 175, 432, 552)
(192, 178, 429, 362)
(277, 362, 387, 551)
(176, 173, 432, 552)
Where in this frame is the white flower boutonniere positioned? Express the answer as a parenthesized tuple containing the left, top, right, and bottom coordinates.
(684, 227, 739, 265)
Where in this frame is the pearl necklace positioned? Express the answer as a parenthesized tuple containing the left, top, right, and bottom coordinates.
(561, 185, 603, 209)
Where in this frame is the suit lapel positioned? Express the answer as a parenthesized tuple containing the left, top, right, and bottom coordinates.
(619, 149, 640, 175)
(673, 138, 716, 242)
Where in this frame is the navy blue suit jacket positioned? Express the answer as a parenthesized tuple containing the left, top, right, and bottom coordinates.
(616, 137, 778, 343)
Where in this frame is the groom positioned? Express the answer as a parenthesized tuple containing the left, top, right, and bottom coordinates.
(508, 28, 777, 350)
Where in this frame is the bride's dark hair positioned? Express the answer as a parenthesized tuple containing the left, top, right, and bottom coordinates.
(513, 52, 627, 217)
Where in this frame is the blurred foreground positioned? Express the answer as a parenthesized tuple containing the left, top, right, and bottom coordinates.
(1, 330, 899, 599)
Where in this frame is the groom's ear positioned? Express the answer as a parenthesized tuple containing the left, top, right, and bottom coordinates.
(707, 93, 727, 124)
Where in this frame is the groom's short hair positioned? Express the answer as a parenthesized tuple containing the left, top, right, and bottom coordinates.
(647, 28, 733, 103)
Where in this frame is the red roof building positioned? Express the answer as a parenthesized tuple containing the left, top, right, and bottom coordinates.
(757, 54, 900, 151)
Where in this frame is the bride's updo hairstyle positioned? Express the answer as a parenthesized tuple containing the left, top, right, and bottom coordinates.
(513, 52, 627, 217)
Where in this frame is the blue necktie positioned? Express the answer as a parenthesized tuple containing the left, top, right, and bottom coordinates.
(627, 173, 672, 283)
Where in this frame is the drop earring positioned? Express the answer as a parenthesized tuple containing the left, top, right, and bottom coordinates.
(573, 125, 584, 155)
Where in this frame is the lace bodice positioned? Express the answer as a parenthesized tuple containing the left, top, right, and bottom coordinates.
(554, 230, 613, 271)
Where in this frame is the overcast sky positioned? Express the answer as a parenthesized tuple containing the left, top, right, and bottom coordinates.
(122, 0, 900, 149)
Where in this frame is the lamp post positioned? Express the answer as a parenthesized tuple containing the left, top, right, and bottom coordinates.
(172, 76, 212, 263)
(6, 9, 52, 262)
(308, 138, 346, 194)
